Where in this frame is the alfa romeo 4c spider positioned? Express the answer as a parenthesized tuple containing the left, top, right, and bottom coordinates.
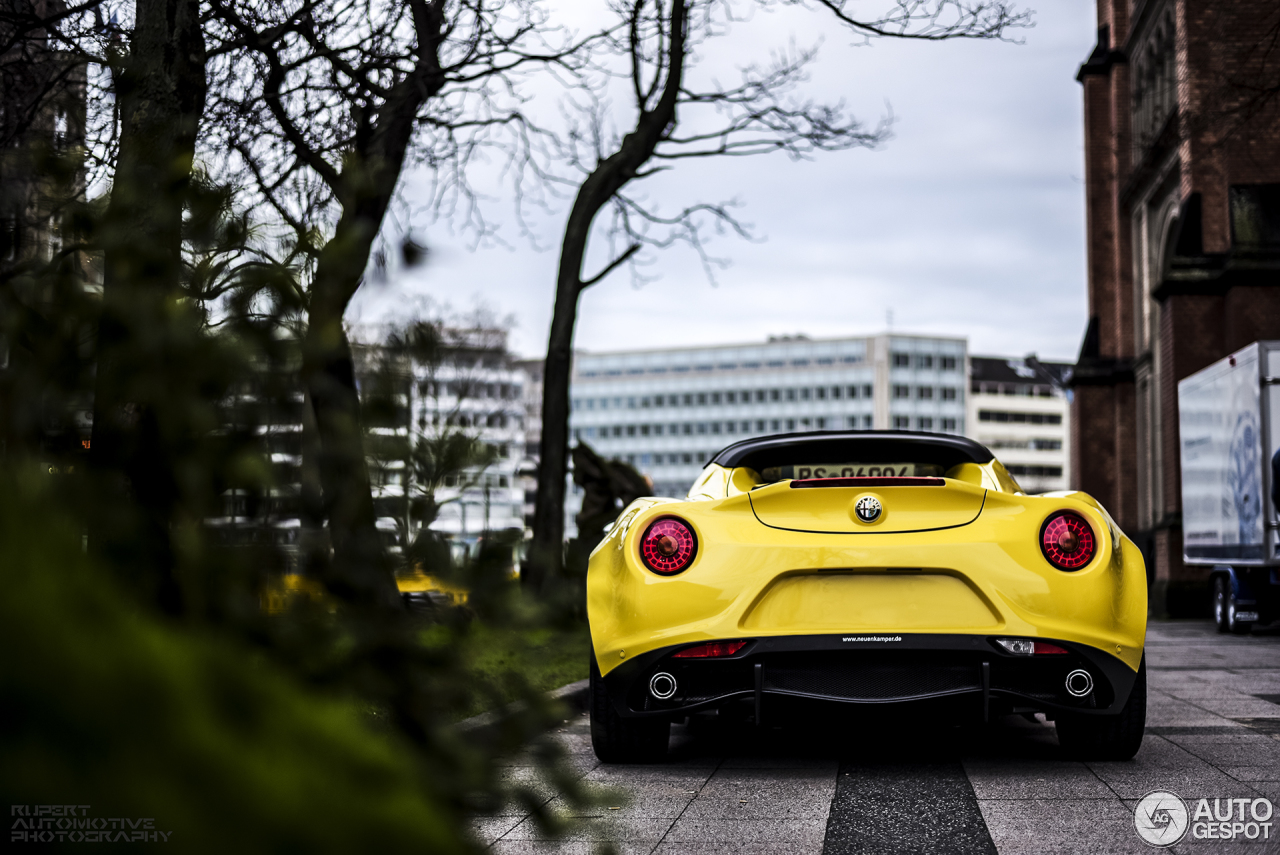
(586, 431, 1147, 762)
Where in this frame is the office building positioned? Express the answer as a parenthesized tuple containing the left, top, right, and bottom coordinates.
(967, 356, 1073, 493)
(568, 333, 968, 500)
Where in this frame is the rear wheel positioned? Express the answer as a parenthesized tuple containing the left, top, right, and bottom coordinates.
(1215, 575, 1254, 634)
(589, 658, 669, 763)
(1056, 657, 1146, 761)
(1214, 577, 1230, 633)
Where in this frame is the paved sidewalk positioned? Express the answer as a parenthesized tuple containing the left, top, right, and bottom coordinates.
(475, 621, 1280, 854)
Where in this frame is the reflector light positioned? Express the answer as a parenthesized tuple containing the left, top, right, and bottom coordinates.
(1033, 642, 1069, 655)
(672, 640, 748, 659)
(639, 517, 697, 575)
(1040, 511, 1096, 570)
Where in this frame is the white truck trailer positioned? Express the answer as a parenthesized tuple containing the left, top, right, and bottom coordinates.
(1178, 340, 1280, 632)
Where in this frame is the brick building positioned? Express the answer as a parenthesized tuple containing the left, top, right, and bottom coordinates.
(1072, 0, 1280, 615)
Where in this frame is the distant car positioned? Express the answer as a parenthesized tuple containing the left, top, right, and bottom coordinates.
(587, 431, 1147, 762)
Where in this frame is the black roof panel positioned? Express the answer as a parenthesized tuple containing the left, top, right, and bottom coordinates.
(711, 430, 994, 471)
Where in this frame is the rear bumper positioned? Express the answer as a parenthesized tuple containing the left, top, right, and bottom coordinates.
(598, 633, 1139, 719)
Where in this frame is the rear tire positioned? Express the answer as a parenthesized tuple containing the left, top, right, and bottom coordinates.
(1056, 657, 1146, 761)
(1216, 575, 1254, 634)
(589, 657, 669, 763)
(1214, 576, 1230, 633)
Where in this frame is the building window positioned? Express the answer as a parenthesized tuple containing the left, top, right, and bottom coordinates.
(711, 392, 721, 404)
(941, 387, 957, 401)
(941, 418, 957, 432)
(816, 387, 827, 400)
(917, 417, 933, 430)
(830, 386, 842, 400)
(785, 389, 796, 401)
(893, 385, 910, 399)
(755, 419, 766, 431)
(862, 384, 873, 398)
(697, 423, 708, 434)
(626, 425, 636, 436)
(682, 453, 692, 464)
(917, 354, 934, 369)
(800, 388, 810, 400)
(1004, 465, 1064, 478)
(917, 387, 933, 400)
(978, 410, 1062, 425)
(846, 416, 859, 429)
(892, 352, 911, 367)
(800, 417, 810, 428)
(741, 420, 751, 432)
(893, 415, 910, 429)
(785, 418, 796, 430)
(846, 386, 858, 399)
(770, 389, 780, 402)
(863, 415, 873, 428)
(683, 423, 693, 435)
(770, 419, 780, 431)
(816, 416, 826, 429)
(711, 422, 721, 434)
(697, 392, 707, 405)
(941, 356, 957, 371)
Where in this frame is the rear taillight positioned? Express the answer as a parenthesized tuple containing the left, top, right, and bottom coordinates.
(1040, 511, 1096, 570)
(672, 640, 747, 659)
(640, 517, 697, 575)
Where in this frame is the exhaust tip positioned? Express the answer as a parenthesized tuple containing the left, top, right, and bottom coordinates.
(1065, 669, 1094, 697)
(649, 672, 677, 700)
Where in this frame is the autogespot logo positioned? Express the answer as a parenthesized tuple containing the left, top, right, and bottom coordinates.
(1134, 791, 1189, 847)
(1133, 791, 1277, 846)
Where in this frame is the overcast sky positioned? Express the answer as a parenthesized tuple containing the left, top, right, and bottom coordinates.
(349, 1, 1098, 363)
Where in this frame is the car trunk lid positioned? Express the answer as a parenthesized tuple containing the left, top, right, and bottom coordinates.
(747, 477, 986, 534)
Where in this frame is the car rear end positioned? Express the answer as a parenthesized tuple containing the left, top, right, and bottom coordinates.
(586, 432, 1147, 760)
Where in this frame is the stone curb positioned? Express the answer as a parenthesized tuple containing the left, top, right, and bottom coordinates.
(457, 678, 590, 733)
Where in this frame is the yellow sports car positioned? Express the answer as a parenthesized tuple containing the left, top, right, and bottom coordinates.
(587, 431, 1147, 762)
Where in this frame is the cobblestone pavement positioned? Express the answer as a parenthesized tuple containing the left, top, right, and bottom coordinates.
(476, 621, 1280, 854)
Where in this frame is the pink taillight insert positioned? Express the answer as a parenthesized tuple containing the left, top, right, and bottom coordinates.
(1040, 512, 1096, 570)
(640, 517, 697, 575)
(672, 641, 748, 659)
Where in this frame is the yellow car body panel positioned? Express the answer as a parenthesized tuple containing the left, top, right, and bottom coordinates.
(589, 460, 1146, 679)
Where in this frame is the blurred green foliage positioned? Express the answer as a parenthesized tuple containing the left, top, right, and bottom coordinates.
(0, 471, 464, 853)
(0, 151, 598, 854)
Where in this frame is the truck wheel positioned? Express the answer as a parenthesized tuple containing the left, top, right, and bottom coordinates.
(589, 658, 669, 763)
(1056, 658, 1146, 761)
(1214, 576, 1230, 633)
(1217, 577, 1255, 635)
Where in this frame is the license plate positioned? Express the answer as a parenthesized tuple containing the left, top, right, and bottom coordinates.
(1236, 611, 1259, 622)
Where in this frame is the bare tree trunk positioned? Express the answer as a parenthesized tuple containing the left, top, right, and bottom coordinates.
(527, 0, 687, 591)
(298, 3, 446, 609)
(89, 0, 206, 612)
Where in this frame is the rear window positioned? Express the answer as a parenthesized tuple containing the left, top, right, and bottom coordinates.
(760, 462, 946, 483)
